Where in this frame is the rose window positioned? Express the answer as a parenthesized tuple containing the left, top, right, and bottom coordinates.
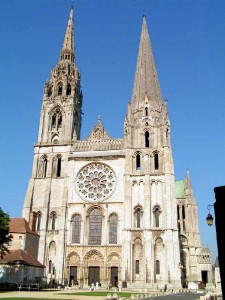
(76, 163, 116, 201)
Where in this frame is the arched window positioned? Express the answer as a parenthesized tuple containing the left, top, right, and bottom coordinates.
(89, 208, 102, 245)
(109, 214, 118, 244)
(43, 158, 48, 178)
(66, 83, 71, 95)
(136, 153, 141, 170)
(51, 107, 62, 131)
(154, 153, 159, 170)
(50, 212, 57, 230)
(155, 208, 160, 227)
(156, 260, 160, 274)
(145, 131, 150, 148)
(71, 214, 81, 244)
(145, 107, 148, 116)
(135, 260, 140, 274)
(58, 82, 63, 95)
(47, 86, 52, 97)
(136, 208, 141, 228)
(52, 155, 62, 177)
(36, 212, 41, 231)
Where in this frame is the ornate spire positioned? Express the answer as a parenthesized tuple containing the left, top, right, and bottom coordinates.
(131, 16, 163, 110)
(60, 7, 75, 63)
(185, 169, 193, 196)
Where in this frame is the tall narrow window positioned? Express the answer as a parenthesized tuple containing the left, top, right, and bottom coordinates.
(136, 208, 141, 228)
(109, 214, 118, 244)
(43, 158, 48, 177)
(49, 260, 52, 274)
(66, 83, 71, 95)
(36, 212, 41, 231)
(58, 83, 63, 95)
(72, 214, 81, 244)
(135, 260, 140, 274)
(177, 205, 180, 220)
(155, 208, 160, 227)
(51, 212, 56, 230)
(89, 209, 102, 245)
(145, 107, 148, 116)
(156, 260, 160, 274)
(154, 153, 159, 170)
(56, 157, 61, 177)
(136, 154, 141, 170)
(51, 107, 62, 131)
(145, 131, 150, 148)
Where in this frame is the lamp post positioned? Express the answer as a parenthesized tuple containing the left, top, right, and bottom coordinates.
(206, 204, 214, 227)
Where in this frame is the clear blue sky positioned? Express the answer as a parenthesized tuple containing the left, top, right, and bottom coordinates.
(1, 0, 224, 261)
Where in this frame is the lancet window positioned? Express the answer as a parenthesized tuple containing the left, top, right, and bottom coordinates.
(135, 152, 141, 170)
(52, 155, 62, 177)
(50, 212, 57, 230)
(71, 214, 81, 244)
(153, 205, 161, 227)
(88, 208, 102, 245)
(154, 153, 159, 170)
(51, 107, 62, 131)
(36, 212, 42, 231)
(109, 214, 118, 244)
(145, 131, 150, 148)
(37, 155, 48, 178)
(66, 83, 71, 95)
(57, 82, 63, 95)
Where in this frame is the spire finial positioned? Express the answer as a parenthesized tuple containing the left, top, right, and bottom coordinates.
(60, 7, 75, 63)
(97, 115, 101, 123)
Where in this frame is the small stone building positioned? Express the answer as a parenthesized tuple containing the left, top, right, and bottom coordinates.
(0, 218, 44, 283)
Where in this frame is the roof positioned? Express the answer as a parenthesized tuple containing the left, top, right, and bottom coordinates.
(0, 249, 44, 268)
(175, 180, 185, 198)
(9, 218, 39, 236)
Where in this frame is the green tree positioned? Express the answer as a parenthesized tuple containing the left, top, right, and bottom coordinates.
(0, 207, 12, 258)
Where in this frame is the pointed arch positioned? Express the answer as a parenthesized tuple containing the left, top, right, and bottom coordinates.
(37, 155, 48, 178)
(50, 211, 57, 230)
(153, 205, 161, 228)
(134, 205, 143, 228)
(153, 151, 160, 170)
(109, 213, 118, 244)
(50, 106, 63, 131)
(57, 82, 63, 95)
(52, 154, 62, 177)
(36, 211, 42, 231)
(71, 214, 81, 244)
(88, 208, 102, 245)
(145, 107, 149, 116)
(134, 151, 141, 171)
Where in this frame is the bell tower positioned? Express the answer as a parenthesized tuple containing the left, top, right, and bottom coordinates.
(38, 7, 82, 144)
(122, 16, 181, 287)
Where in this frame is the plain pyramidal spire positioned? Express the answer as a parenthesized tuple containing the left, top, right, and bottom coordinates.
(131, 15, 163, 110)
(60, 6, 75, 63)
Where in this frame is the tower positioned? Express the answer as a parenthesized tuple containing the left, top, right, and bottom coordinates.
(22, 7, 82, 283)
(123, 16, 181, 286)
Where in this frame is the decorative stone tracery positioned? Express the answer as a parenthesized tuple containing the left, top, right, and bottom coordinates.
(76, 163, 116, 201)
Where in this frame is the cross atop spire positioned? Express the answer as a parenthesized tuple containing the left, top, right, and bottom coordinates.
(131, 15, 163, 110)
(60, 7, 75, 63)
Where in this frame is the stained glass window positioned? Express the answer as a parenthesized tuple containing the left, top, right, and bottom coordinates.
(72, 214, 81, 243)
(89, 209, 102, 245)
(109, 214, 118, 244)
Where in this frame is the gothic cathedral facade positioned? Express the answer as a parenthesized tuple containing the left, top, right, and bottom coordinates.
(22, 8, 212, 289)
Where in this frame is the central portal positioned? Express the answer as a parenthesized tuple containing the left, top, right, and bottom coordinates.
(88, 267, 100, 285)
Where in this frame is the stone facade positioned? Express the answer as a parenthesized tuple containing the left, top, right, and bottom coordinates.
(22, 8, 212, 289)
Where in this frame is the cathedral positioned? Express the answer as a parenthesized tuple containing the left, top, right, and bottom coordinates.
(22, 7, 212, 289)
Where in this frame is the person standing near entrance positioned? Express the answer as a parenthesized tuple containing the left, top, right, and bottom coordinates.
(96, 281, 99, 290)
